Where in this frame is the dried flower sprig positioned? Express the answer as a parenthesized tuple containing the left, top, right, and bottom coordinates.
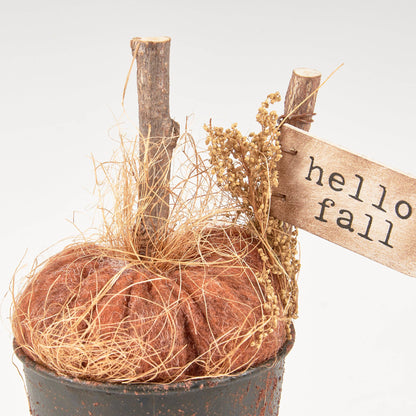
(205, 92, 299, 327)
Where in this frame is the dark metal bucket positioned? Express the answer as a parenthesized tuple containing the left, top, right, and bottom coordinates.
(15, 330, 294, 416)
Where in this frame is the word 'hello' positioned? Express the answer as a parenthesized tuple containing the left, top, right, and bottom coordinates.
(305, 156, 413, 249)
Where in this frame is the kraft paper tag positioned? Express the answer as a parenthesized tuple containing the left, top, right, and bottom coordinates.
(271, 124, 416, 277)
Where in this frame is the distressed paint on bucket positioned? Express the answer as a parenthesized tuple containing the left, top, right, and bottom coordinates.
(15, 328, 294, 416)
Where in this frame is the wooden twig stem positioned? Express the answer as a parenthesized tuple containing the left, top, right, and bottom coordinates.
(284, 68, 321, 132)
(274, 68, 322, 229)
(130, 36, 179, 238)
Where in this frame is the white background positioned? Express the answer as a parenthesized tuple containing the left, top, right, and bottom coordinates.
(1, 0, 415, 414)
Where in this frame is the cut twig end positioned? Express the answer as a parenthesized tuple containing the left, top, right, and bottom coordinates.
(284, 68, 322, 132)
(293, 67, 321, 79)
(130, 36, 171, 51)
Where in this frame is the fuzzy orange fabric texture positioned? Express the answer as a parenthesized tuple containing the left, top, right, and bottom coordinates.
(13, 228, 286, 383)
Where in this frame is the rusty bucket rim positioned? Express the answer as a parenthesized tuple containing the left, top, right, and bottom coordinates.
(14, 325, 295, 396)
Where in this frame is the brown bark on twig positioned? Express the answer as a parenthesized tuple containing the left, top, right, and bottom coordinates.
(275, 68, 322, 229)
(284, 68, 321, 132)
(130, 36, 180, 241)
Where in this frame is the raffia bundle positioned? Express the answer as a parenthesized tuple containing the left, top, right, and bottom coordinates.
(12, 93, 299, 383)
